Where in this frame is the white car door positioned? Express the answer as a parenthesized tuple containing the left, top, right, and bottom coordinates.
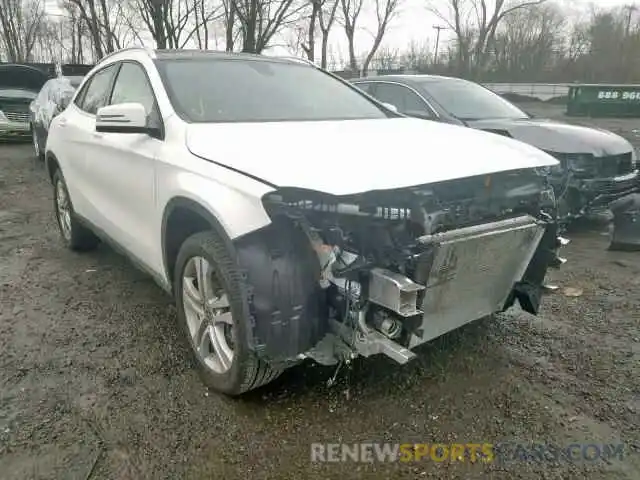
(59, 63, 120, 220)
(84, 61, 163, 270)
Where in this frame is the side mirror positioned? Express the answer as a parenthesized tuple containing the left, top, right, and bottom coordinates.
(381, 102, 399, 113)
(96, 103, 150, 134)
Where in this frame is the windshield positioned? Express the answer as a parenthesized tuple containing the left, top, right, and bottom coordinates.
(155, 58, 388, 123)
(421, 79, 529, 121)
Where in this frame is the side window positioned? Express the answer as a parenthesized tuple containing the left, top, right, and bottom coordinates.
(374, 83, 432, 116)
(354, 82, 373, 94)
(109, 62, 160, 127)
(73, 80, 91, 108)
(403, 88, 432, 115)
(77, 65, 118, 115)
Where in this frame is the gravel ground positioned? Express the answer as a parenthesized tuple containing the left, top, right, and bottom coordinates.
(1, 106, 639, 480)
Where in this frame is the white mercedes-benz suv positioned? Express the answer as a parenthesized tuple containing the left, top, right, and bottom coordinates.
(45, 48, 567, 396)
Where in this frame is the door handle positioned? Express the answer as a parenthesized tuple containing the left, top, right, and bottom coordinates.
(93, 132, 103, 139)
(58, 119, 67, 127)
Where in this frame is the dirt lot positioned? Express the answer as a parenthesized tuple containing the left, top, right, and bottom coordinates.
(1, 105, 639, 480)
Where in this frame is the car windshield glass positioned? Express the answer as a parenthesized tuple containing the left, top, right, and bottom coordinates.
(155, 58, 388, 123)
(421, 79, 529, 120)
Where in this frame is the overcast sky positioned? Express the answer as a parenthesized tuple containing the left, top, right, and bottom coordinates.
(44, 0, 635, 59)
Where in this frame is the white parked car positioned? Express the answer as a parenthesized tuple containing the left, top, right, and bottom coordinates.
(45, 48, 567, 396)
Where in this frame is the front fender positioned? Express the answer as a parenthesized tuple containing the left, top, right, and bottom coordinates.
(158, 168, 328, 363)
(158, 165, 275, 241)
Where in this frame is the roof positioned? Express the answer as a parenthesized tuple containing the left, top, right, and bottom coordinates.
(97, 47, 318, 70)
(153, 49, 309, 65)
(352, 74, 470, 84)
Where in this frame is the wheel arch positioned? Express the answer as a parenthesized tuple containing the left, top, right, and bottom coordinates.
(44, 151, 60, 183)
(162, 194, 330, 364)
(161, 196, 237, 291)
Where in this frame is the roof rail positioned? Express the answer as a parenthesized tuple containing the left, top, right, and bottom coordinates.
(99, 46, 155, 64)
(276, 56, 317, 67)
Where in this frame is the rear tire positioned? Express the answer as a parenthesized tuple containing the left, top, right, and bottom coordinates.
(32, 126, 43, 161)
(52, 169, 99, 251)
(174, 231, 281, 396)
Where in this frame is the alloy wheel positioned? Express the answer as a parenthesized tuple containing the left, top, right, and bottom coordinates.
(182, 256, 235, 374)
(32, 129, 40, 157)
(55, 179, 72, 241)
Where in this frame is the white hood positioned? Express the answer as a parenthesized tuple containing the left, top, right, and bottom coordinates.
(186, 117, 559, 196)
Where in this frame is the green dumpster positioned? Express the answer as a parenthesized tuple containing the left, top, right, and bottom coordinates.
(567, 84, 640, 117)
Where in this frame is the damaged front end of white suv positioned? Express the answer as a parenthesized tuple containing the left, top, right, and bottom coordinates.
(232, 167, 566, 369)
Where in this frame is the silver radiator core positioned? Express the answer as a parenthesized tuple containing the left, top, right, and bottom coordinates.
(408, 215, 545, 348)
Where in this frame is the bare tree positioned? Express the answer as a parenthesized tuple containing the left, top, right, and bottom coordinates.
(339, 0, 363, 71)
(0, 0, 46, 62)
(401, 39, 432, 72)
(428, 0, 546, 77)
(63, 0, 127, 59)
(299, 0, 321, 60)
(221, 0, 237, 50)
(292, 0, 338, 66)
(339, 0, 400, 75)
(191, 0, 225, 49)
(371, 44, 399, 70)
(232, 0, 302, 53)
(317, 0, 339, 67)
(491, 3, 565, 81)
(360, 0, 401, 76)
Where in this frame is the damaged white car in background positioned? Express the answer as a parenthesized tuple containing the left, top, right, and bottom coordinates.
(44, 48, 568, 396)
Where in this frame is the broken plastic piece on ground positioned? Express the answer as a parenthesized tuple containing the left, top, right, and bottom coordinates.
(542, 284, 560, 292)
(609, 193, 640, 251)
(563, 287, 584, 297)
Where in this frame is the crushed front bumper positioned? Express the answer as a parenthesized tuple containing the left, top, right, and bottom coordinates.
(328, 215, 560, 365)
(578, 170, 640, 211)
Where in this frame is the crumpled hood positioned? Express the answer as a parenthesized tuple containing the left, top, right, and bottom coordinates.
(186, 117, 558, 196)
(466, 117, 633, 157)
(0, 64, 49, 93)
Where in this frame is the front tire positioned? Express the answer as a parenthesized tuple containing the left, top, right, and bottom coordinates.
(52, 169, 99, 251)
(174, 231, 281, 396)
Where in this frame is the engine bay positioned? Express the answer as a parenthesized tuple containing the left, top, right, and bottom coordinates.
(234, 169, 564, 367)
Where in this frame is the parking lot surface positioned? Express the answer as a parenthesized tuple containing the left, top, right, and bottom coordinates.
(1, 106, 639, 479)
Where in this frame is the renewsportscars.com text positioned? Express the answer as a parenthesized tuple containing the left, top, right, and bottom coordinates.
(310, 442, 627, 464)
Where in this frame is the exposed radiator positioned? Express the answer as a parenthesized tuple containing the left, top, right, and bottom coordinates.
(409, 215, 545, 347)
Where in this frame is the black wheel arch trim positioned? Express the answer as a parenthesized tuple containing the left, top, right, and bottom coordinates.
(162, 196, 329, 363)
(44, 151, 59, 182)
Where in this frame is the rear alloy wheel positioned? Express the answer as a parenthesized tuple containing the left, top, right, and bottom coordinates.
(52, 169, 99, 251)
(174, 231, 281, 396)
(32, 127, 43, 161)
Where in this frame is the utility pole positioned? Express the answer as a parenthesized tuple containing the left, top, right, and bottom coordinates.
(433, 25, 446, 64)
(623, 5, 637, 37)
